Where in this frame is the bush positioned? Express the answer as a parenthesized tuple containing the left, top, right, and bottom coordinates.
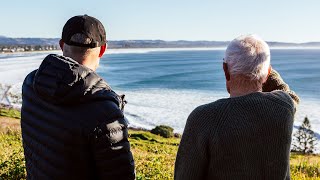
(292, 117, 318, 154)
(151, 125, 174, 138)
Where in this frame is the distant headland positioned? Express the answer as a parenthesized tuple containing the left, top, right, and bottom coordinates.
(1, 36, 320, 53)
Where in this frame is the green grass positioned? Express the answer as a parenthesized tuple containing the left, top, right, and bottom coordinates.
(129, 131, 179, 180)
(1, 109, 320, 180)
(290, 153, 320, 179)
(0, 108, 21, 119)
(0, 131, 26, 180)
(0, 129, 179, 180)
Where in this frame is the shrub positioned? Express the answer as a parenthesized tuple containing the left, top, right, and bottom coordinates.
(151, 125, 174, 138)
(292, 117, 318, 154)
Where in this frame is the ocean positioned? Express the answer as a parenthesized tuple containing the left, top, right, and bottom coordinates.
(0, 48, 319, 135)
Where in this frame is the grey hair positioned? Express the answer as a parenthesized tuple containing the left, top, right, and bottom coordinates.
(224, 34, 270, 81)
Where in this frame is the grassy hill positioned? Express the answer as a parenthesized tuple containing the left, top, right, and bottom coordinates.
(0, 109, 319, 180)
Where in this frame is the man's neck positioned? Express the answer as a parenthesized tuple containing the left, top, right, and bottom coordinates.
(63, 53, 99, 71)
(229, 87, 262, 98)
(64, 54, 97, 71)
(81, 58, 97, 71)
(228, 76, 264, 98)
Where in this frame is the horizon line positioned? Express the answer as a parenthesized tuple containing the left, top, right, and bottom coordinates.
(1, 36, 320, 44)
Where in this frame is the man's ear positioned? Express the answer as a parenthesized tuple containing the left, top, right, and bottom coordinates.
(223, 63, 230, 81)
(59, 39, 64, 51)
(268, 65, 272, 75)
(99, 44, 107, 58)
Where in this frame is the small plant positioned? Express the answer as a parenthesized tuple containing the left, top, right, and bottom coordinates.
(151, 125, 174, 138)
(0, 150, 26, 180)
(292, 117, 318, 154)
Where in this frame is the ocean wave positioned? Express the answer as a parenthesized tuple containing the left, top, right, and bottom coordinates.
(3, 84, 320, 134)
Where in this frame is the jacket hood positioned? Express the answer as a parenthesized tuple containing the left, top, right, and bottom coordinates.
(33, 54, 121, 105)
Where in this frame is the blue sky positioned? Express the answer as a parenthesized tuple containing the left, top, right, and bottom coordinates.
(1, 0, 320, 42)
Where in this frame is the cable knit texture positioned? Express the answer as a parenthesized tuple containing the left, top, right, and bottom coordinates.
(175, 69, 299, 180)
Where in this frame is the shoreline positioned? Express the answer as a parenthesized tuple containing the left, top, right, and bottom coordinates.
(0, 50, 61, 55)
(2, 46, 320, 55)
(0, 104, 180, 137)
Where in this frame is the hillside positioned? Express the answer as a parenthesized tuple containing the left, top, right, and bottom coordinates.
(0, 108, 320, 179)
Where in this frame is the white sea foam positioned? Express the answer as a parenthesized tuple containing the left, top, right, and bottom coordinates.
(116, 89, 229, 132)
(118, 89, 320, 132)
(0, 55, 43, 84)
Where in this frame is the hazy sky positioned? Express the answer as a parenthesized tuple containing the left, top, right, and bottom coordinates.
(1, 0, 320, 42)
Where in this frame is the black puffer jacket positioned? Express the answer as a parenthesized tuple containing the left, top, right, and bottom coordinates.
(21, 54, 135, 180)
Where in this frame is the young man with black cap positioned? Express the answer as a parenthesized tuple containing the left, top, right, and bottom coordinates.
(21, 15, 135, 180)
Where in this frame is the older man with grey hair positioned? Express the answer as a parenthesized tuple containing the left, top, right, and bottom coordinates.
(175, 34, 299, 180)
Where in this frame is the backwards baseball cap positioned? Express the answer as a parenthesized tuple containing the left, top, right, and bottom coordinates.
(62, 15, 106, 48)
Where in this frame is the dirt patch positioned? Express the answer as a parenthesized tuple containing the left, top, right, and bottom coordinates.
(0, 116, 21, 132)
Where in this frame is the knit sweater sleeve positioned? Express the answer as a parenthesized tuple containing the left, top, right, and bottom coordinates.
(262, 69, 300, 104)
(174, 106, 211, 180)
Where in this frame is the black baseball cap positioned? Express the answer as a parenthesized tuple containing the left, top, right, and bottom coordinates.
(62, 15, 106, 48)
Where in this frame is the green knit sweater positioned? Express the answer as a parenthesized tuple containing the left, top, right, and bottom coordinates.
(174, 69, 299, 180)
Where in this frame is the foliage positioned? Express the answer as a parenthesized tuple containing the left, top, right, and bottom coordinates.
(292, 117, 318, 154)
(150, 125, 174, 138)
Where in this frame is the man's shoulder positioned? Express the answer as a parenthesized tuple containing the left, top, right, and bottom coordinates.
(23, 70, 37, 86)
(193, 98, 229, 114)
(183, 98, 230, 140)
(188, 98, 230, 124)
(263, 91, 295, 110)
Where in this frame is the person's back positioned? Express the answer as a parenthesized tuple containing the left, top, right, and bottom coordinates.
(181, 91, 295, 179)
(175, 35, 299, 180)
(21, 15, 135, 180)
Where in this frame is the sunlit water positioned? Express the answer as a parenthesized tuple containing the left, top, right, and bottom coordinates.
(0, 49, 319, 137)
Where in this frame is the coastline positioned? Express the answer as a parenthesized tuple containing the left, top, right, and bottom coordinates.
(0, 47, 225, 55)
(2, 46, 320, 55)
(1, 49, 320, 138)
(0, 50, 61, 55)
(0, 104, 179, 136)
